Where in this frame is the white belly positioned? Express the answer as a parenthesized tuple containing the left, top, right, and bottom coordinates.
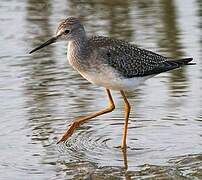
(78, 69, 153, 91)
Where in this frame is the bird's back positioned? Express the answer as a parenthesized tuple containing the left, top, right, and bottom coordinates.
(88, 36, 193, 78)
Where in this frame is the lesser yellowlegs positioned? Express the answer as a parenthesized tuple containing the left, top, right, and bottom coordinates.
(29, 17, 194, 149)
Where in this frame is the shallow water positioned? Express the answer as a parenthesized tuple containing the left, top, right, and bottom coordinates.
(0, 0, 202, 179)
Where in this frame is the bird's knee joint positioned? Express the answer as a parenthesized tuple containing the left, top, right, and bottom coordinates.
(71, 121, 80, 128)
(109, 104, 115, 111)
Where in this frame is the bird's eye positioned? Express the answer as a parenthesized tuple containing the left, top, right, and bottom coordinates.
(64, 30, 70, 34)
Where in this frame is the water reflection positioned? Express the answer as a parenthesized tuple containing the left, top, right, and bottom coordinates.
(198, 0, 202, 61)
(24, 0, 201, 179)
(66, 0, 134, 41)
(97, 0, 133, 40)
(25, 0, 57, 145)
(0, 0, 201, 179)
(158, 0, 188, 98)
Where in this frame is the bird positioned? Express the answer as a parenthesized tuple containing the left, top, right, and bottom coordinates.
(29, 17, 194, 149)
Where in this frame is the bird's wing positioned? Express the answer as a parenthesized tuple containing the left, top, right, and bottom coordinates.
(90, 36, 180, 78)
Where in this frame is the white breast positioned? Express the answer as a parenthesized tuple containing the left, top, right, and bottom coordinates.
(77, 66, 153, 91)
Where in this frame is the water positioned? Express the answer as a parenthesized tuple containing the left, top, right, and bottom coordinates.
(0, 0, 202, 179)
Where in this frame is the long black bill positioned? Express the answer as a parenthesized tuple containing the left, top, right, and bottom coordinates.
(29, 36, 58, 54)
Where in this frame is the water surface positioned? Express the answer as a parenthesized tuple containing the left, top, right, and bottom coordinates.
(0, 0, 202, 179)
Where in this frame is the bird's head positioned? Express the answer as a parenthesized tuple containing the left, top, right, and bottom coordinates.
(29, 17, 84, 54)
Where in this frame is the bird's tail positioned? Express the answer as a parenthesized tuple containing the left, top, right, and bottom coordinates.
(169, 58, 195, 66)
(158, 58, 195, 74)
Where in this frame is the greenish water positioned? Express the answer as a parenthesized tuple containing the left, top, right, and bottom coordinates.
(0, 0, 202, 179)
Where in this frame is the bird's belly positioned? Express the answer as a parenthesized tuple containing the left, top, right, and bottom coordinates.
(78, 69, 152, 91)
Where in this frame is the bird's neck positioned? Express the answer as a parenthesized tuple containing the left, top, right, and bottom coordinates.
(67, 35, 90, 71)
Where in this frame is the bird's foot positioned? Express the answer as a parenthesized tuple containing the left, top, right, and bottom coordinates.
(121, 143, 127, 151)
(57, 121, 80, 144)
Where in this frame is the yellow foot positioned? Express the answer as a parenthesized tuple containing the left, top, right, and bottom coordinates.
(121, 146, 128, 170)
(57, 121, 79, 144)
(121, 143, 127, 151)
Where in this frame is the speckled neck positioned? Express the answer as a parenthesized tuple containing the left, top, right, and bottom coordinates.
(67, 33, 91, 72)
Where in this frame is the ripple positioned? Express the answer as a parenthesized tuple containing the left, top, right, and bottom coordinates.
(56, 120, 155, 169)
(58, 127, 122, 165)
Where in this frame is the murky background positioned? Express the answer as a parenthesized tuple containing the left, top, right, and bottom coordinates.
(0, 0, 202, 179)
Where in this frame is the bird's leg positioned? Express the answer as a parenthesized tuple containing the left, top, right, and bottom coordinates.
(57, 89, 115, 144)
(120, 91, 131, 149)
(122, 147, 128, 170)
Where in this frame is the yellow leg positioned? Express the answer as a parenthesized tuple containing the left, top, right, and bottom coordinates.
(122, 147, 128, 170)
(57, 89, 115, 144)
(120, 90, 131, 149)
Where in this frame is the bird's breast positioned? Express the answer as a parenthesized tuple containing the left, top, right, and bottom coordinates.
(67, 41, 94, 72)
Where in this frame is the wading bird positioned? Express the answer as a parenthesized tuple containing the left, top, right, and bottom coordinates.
(30, 17, 194, 149)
